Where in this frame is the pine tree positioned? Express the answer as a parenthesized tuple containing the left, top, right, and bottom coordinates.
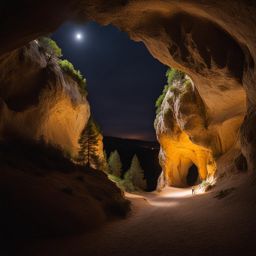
(77, 117, 103, 169)
(125, 154, 147, 190)
(108, 150, 122, 177)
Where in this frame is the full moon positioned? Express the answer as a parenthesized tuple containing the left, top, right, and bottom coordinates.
(75, 32, 83, 41)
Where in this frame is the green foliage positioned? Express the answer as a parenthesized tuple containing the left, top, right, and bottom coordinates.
(120, 178, 136, 192)
(166, 68, 185, 85)
(169, 85, 176, 92)
(108, 154, 147, 193)
(108, 150, 122, 177)
(184, 79, 192, 89)
(155, 68, 188, 114)
(38, 37, 87, 96)
(38, 37, 62, 58)
(58, 59, 87, 95)
(155, 84, 169, 112)
(77, 117, 104, 170)
(169, 85, 180, 96)
(108, 174, 135, 193)
(108, 174, 122, 184)
(125, 154, 147, 191)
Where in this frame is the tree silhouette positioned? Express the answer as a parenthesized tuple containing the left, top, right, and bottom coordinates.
(125, 154, 147, 190)
(77, 117, 106, 170)
(108, 150, 122, 177)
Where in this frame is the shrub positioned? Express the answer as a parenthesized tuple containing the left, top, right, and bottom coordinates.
(155, 68, 191, 114)
(166, 68, 185, 85)
(169, 85, 180, 96)
(38, 37, 87, 96)
(155, 68, 184, 113)
(59, 59, 87, 94)
(38, 37, 62, 58)
(184, 79, 192, 89)
(155, 85, 169, 114)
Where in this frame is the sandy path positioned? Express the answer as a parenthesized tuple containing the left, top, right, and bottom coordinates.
(20, 178, 256, 256)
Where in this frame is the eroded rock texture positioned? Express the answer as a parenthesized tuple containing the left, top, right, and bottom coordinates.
(0, 41, 90, 156)
(0, 1, 255, 180)
(155, 76, 245, 187)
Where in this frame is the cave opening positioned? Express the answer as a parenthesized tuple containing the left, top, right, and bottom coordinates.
(186, 164, 199, 186)
(52, 21, 167, 142)
(3, 13, 244, 191)
(51, 21, 166, 190)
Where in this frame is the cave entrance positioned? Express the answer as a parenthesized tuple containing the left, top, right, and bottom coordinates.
(50, 21, 166, 191)
(51, 21, 166, 141)
(186, 164, 199, 186)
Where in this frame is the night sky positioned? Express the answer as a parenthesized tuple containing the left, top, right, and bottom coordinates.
(52, 22, 167, 141)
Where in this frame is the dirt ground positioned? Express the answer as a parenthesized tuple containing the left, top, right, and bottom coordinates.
(17, 173, 256, 256)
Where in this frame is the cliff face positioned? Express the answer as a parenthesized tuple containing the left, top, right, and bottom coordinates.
(0, 41, 90, 156)
(155, 76, 245, 187)
(0, 40, 130, 240)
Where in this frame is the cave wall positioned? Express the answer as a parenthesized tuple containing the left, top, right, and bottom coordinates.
(0, 41, 90, 156)
(155, 76, 245, 187)
(0, 0, 256, 180)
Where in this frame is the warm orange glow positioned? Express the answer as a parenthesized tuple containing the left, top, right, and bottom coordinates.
(159, 131, 216, 187)
(42, 94, 90, 156)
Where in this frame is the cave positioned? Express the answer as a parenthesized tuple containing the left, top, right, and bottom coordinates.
(1, 1, 256, 256)
(186, 164, 199, 186)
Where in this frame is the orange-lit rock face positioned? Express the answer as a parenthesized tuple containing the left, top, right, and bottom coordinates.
(0, 41, 90, 156)
(158, 132, 216, 187)
(155, 78, 245, 187)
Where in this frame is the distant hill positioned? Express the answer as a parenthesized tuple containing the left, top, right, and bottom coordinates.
(103, 136, 162, 191)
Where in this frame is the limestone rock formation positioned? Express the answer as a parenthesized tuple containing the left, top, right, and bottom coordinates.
(0, 40, 130, 240)
(155, 74, 245, 187)
(0, 40, 90, 156)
